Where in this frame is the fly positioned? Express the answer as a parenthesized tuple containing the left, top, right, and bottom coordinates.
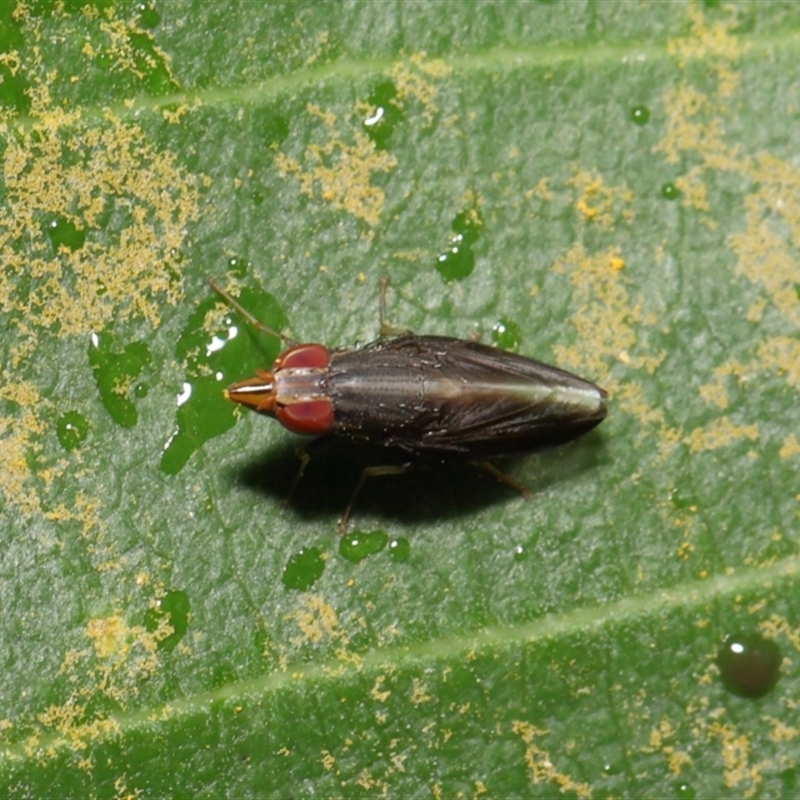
(208, 278, 608, 531)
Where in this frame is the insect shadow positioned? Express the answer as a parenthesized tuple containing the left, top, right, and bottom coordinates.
(230, 430, 607, 529)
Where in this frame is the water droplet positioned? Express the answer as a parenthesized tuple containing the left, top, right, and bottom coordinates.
(436, 206, 482, 282)
(125, 30, 176, 95)
(143, 589, 190, 652)
(56, 411, 89, 451)
(147, 68, 175, 96)
(339, 530, 389, 563)
(134, 382, 149, 399)
(717, 632, 781, 699)
(88, 333, 151, 428)
(668, 487, 695, 509)
(436, 243, 474, 282)
(362, 80, 404, 150)
(512, 544, 527, 562)
(0, 49, 29, 113)
(388, 537, 411, 563)
(602, 760, 622, 776)
(261, 115, 290, 147)
(780, 767, 797, 793)
(282, 547, 325, 591)
(630, 105, 650, 125)
(227, 256, 248, 277)
(491, 318, 522, 351)
(175, 381, 192, 406)
(675, 783, 695, 800)
(160, 283, 286, 474)
(364, 107, 384, 126)
(136, 1, 161, 28)
(661, 182, 680, 201)
(46, 216, 86, 251)
(94, 51, 113, 71)
(0, 12, 31, 116)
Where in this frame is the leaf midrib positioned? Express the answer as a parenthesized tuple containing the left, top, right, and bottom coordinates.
(17, 30, 799, 130)
(6, 548, 795, 760)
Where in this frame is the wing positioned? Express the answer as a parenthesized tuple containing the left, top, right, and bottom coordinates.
(329, 335, 607, 458)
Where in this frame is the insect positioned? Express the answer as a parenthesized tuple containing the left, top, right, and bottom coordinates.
(208, 278, 608, 531)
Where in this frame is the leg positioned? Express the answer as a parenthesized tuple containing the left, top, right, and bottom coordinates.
(469, 461, 530, 499)
(378, 276, 413, 338)
(284, 435, 334, 506)
(338, 462, 413, 534)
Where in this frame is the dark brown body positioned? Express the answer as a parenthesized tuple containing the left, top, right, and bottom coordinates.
(327, 334, 607, 459)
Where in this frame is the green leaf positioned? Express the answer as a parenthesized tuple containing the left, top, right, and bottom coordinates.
(3, 2, 800, 796)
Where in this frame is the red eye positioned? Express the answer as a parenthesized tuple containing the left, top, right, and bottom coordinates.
(276, 400, 334, 435)
(275, 344, 329, 370)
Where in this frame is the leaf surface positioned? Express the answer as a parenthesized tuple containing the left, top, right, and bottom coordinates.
(2, 2, 800, 796)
